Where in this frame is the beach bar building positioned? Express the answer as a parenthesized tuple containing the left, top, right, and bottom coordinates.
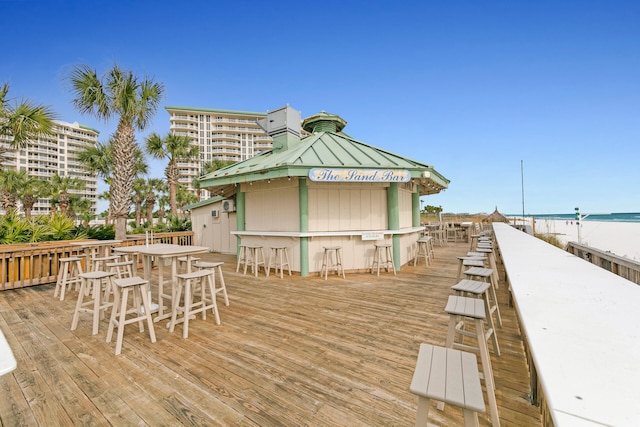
(196, 106, 449, 276)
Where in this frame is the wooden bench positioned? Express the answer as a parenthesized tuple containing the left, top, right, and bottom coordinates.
(410, 343, 485, 426)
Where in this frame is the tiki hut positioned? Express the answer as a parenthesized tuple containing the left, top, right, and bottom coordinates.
(482, 207, 509, 223)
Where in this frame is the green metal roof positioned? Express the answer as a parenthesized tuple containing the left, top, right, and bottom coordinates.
(198, 112, 450, 196)
(182, 195, 224, 211)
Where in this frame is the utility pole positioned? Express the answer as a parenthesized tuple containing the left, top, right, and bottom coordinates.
(521, 160, 525, 228)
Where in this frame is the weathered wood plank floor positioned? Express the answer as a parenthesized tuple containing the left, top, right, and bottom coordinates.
(0, 241, 542, 426)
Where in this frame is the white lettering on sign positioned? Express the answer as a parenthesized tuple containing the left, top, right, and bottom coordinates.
(308, 168, 411, 183)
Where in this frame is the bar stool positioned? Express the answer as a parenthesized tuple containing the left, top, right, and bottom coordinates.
(410, 343, 485, 427)
(455, 256, 486, 282)
(106, 276, 156, 355)
(371, 243, 396, 276)
(320, 246, 345, 280)
(236, 244, 266, 277)
(475, 246, 500, 288)
(55, 256, 84, 301)
(193, 261, 229, 306)
(178, 256, 200, 272)
(70, 271, 116, 335)
(413, 237, 433, 267)
(106, 260, 135, 279)
(91, 255, 120, 272)
(170, 269, 220, 338)
(451, 279, 500, 356)
(267, 246, 291, 278)
(464, 266, 502, 327)
(443, 295, 500, 427)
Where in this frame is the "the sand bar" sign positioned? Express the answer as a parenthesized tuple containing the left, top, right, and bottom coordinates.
(308, 168, 410, 183)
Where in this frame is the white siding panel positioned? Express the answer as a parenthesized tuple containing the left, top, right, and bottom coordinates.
(245, 180, 299, 232)
(399, 188, 414, 229)
(309, 183, 388, 232)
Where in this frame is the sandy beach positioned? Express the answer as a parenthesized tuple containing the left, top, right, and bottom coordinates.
(531, 219, 640, 261)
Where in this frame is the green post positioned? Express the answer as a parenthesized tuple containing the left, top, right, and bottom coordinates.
(299, 178, 309, 277)
(412, 191, 420, 227)
(387, 182, 400, 270)
(236, 190, 245, 256)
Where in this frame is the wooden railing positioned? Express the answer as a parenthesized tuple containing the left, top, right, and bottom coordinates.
(0, 232, 194, 291)
(566, 241, 640, 285)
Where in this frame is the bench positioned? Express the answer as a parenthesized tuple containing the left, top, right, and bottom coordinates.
(410, 343, 485, 426)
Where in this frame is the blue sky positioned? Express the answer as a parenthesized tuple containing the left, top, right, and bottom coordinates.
(2, 0, 639, 215)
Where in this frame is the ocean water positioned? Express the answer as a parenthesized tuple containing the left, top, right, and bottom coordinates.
(508, 212, 640, 223)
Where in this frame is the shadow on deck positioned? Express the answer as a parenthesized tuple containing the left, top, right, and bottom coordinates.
(0, 241, 541, 426)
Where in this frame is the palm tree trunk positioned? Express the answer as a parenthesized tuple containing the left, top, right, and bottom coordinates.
(166, 163, 180, 217)
(111, 122, 136, 240)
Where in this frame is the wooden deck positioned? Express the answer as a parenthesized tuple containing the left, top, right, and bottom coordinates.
(0, 241, 542, 426)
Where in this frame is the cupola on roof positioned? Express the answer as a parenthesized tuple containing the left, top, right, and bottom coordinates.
(302, 111, 347, 133)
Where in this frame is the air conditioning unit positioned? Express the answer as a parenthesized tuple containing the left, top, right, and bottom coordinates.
(221, 199, 236, 212)
(211, 210, 219, 218)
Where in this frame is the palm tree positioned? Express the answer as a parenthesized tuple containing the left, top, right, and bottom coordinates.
(0, 169, 22, 211)
(98, 191, 112, 224)
(145, 133, 198, 216)
(0, 82, 57, 154)
(48, 173, 85, 216)
(145, 178, 165, 224)
(69, 64, 163, 240)
(78, 138, 148, 226)
(15, 171, 44, 218)
(175, 185, 198, 218)
(131, 177, 146, 227)
(68, 194, 93, 225)
(157, 194, 169, 224)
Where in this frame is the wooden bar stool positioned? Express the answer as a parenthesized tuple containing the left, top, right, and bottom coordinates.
(451, 279, 500, 357)
(413, 237, 433, 267)
(267, 246, 291, 278)
(193, 261, 229, 306)
(320, 246, 345, 280)
(178, 256, 200, 272)
(455, 256, 486, 282)
(170, 269, 220, 338)
(371, 243, 396, 276)
(54, 256, 84, 301)
(463, 267, 502, 327)
(106, 260, 135, 279)
(91, 255, 120, 272)
(410, 343, 485, 427)
(443, 295, 500, 427)
(70, 271, 116, 335)
(106, 276, 156, 355)
(236, 245, 266, 277)
(475, 246, 500, 288)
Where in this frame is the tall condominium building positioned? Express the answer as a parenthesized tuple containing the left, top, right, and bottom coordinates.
(0, 120, 99, 216)
(166, 106, 272, 199)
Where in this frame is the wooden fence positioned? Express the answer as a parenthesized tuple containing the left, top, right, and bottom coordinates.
(566, 241, 640, 285)
(0, 232, 194, 291)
